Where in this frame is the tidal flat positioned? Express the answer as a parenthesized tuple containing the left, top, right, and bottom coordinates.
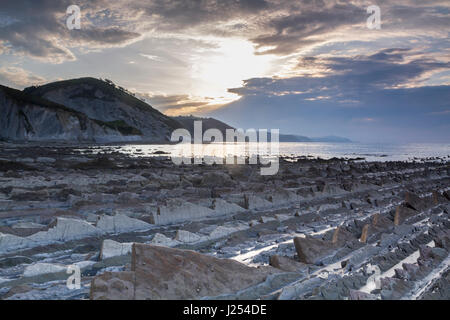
(0, 142, 449, 300)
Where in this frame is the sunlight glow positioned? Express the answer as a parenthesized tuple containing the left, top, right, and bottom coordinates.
(190, 38, 274, 104)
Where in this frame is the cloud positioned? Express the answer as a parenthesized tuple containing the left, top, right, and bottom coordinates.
(228, 48, 449, 97)
(1, 0, 449, 63)
(0, 66, 46, 88)
(0, 0, 142, 63)
(142, 93, 225, 116)
(251, 2, 365, 55)
(0, 0, 270, 62)
(131, 0, 270, 31)
(140, 53, 162, 61)
(249, 1, 450, 56)
(208, 48, 450, 142)
(69, 27, 141, 46)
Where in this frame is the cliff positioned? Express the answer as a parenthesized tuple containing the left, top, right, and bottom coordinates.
(0, 84, 141, 143)
(24, 78, 182, 142)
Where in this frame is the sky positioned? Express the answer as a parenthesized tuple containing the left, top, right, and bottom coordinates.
(0, 0, 449, 142)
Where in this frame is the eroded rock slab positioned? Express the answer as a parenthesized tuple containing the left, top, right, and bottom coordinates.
(100, 239, 133, 260)
(394, 205, 417, 225)
(97, 214, 151, 234)
(293, 236, 336, 265)
(405, 192, 430, 211)
(269, 255, 306, 272)
(90, 243, 277, 300)
(150, 200, 215, 225)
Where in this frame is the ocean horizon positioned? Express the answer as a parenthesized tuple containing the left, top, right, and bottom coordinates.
(82, 141, 450, 162)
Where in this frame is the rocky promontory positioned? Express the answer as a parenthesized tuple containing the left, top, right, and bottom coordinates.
(0, 78, 184, 143)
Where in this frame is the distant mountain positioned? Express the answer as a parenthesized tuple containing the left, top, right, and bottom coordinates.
(0, 84, 142, 142)
(278, 134, 312, 142)
(173, 115, 234, 136)
(278, 134, 350, 142)
(23, 77, 182, 142)
(173, 117, 351, 143)
(310, 135, 352, 143)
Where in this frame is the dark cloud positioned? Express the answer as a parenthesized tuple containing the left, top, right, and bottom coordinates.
(0, 1, 72, 61)
(0, 0, 269, 62)
(229, 49, 449, 97)
(0, 0, 142, 62)
(136, 0, 269, 28)
(248, 1, 450, 55)
(1, 0, 448, 61)
(210, 49, 450, 142)
(70, 28, 141, 45)
(158, 101, 209, 112)
(251, 3, 365, 55)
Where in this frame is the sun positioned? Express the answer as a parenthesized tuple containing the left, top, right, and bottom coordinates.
(190, 38, 274, 104)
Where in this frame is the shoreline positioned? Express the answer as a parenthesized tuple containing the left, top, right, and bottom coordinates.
(1, 141, 449, 163)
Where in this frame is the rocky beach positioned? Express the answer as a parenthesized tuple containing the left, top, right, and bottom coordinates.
(0, 142, 448, 300)
(1, 0, 449, 309)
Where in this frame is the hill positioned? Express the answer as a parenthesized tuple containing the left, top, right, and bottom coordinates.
(24, 77, 182, 142)
(0, 84, 140, 142)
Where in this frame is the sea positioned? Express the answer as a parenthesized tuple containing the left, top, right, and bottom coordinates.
(82, 142, 450, 162)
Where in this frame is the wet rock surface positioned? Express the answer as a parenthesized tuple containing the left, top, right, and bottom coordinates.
(0, 142, 448, 300)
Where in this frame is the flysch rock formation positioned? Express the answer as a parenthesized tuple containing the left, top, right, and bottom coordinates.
(90, 243, 278, 300)
(100, 239, 133, 260)
(0, 143, 448, 300)
(149, 199, 216, 225)
(0, 214, 151, 254)
(149, 198, 248, 225)
(96, 214, 152, 234)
